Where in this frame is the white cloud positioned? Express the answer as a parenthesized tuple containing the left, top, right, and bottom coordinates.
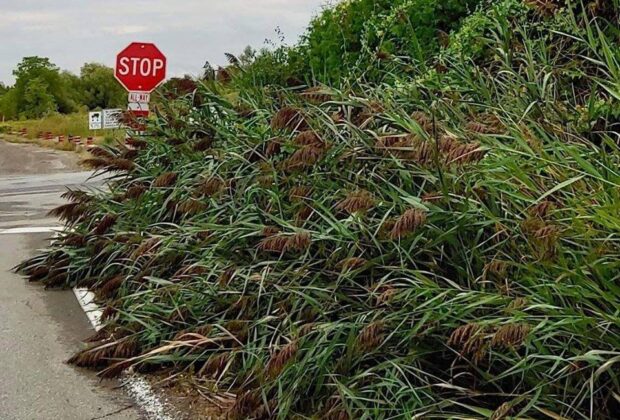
(103, 25, 150, 35)
(0, 11, 60, 27)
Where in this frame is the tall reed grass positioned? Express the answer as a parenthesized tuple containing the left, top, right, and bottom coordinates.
(18, 1, 620, 418)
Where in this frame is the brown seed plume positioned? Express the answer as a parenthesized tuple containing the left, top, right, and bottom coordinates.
(48, 202, 89, 223)
(271, 107, 306, 131)
(82, 157, 111, 170)
(193, 137, 214, 152)
(258, 232, 311, 254)
(448, 323, 488, 362)
(218, 267, 236, 286)
(110, 158, 135, 172)
(490, 402, 512, 420)
(125, 184, 147, 200)
(262, 226, 281, 237)
(356, 322, 385, 351)
(529, 200, 555, 218)
(285, 232, 311, 253)
(533, 225, 559, 246)
(121, 148, 139, 160)
(439, 136, 487, 166)
(336, 190, 375, 215)
(27, 266, 49, 282)
(294, 205, 314, 225)
(63, 234, 86, 247)
(132, 237, 161, 258)
(97, 275, 124, 298)
(411, 111, 433, 133)
(177, 199, 207, 216)
(125, 137, 147, 149)
(258, 235, 289, 253)
(484, 260, 508, 279)
(390, 209, 427, 240)
(264, 138, 282, 157)
(93, 214, 118, 235)
(266, 341, 298, 378)
(230, 390, 261, 419)
(89, 146, 116, 159)
(491, 324, 531, 349)
(289, 186, 313, 202)
(153, 172, 178, 188)
(293, 130, 323, 147)
(448, 323, 481, 348)
(525, 0, 559, 16)
(507, 297, 528, 311)
(196, 177, 223, 197)
(61, 189, 91, 203)
(100, 305, 117, 321)
(284, 145, 326, 171)
(338, 257, 367, 271)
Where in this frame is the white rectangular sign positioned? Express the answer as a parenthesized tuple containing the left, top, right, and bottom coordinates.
(102, 109, 123, 129)
(128, 92, 151, 103)
(128, 102, 149, 112)
(89, 111, 102, 130)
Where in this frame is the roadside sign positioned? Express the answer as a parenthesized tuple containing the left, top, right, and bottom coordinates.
(89, 112, 102, 130)
(128, 102, 150, 118)
(103, 109, 123, 129)
(128, 92, 151, 103)
(115, 42, 167, 92)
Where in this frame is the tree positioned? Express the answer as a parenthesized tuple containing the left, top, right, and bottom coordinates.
(79, 63, 126, 110)
(21, 77, 56, 118)
(11, 56, 76, 117)
(0, 87, 17, 121)
(160, 76, 198, 99)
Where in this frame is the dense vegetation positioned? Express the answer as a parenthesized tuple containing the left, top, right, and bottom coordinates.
(19, 0, 620, 418)
(234, 0, 481, 86)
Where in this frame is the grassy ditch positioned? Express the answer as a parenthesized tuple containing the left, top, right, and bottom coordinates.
(0, 112, 123, 149)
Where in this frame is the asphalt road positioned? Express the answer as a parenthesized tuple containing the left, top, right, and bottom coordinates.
(0, 140, 141, 419)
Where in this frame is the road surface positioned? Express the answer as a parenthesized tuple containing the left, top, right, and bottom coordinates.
(0, 140, 141, 419)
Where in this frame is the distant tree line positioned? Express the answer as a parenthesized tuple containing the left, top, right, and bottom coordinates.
(0, 57, 127, 120)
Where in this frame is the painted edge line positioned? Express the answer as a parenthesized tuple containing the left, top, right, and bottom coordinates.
(72, 287, 177, 420)
(9, 226, 179, 419)
(0, 226, 62, 234)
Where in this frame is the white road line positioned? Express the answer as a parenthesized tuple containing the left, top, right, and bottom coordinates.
(73, 288, 104, 332)
(72, 286, 177, 420)
(6, 229, 181, 420)
(0, 226, 61, 235)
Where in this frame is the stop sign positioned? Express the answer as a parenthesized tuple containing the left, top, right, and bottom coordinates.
(115, 42, 167, 92)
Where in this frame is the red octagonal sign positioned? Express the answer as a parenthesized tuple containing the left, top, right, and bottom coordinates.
(115, 42, 167, 92)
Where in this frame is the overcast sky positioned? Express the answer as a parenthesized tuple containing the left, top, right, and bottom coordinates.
(0, 0, 328, 85)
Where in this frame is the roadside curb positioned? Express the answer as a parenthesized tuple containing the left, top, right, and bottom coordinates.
(10, 225, 180, 420)
(73, 288, 179, 420)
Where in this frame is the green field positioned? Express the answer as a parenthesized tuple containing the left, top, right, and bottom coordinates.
(0, 112, 122, 140)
